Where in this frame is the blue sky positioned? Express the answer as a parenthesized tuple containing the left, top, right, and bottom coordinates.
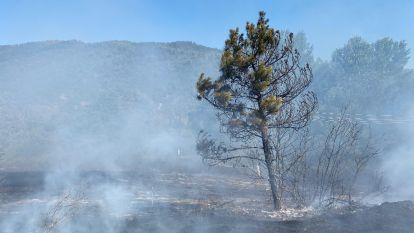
(0, 0, 413, 66)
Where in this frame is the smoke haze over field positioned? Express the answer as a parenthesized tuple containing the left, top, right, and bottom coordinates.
(0, 41, 223, 233)
(381, 106, 414, 201)
(0, 41, 220, 170)
(0, 36, 412, 232)
(0, 2, 414, 232)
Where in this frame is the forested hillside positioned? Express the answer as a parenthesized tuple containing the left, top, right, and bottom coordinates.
(0, 38, 413, 169)
(0, 41, 221, 169)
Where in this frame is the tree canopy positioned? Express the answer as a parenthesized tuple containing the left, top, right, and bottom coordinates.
(314, 37, 413, 113)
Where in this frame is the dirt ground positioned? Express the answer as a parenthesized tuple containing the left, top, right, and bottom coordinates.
(0, 171, 413, 233)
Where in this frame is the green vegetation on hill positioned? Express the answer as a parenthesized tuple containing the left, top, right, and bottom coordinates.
(0, 38, 413, 169)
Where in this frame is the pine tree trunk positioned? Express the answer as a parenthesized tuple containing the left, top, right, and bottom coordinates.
(261, 124, 281, 210)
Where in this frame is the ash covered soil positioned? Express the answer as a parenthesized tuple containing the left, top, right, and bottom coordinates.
(0, 170, 413, 233)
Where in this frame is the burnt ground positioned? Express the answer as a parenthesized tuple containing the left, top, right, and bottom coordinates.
(0, 171, 414, 233)
(121, 200, 414, 233)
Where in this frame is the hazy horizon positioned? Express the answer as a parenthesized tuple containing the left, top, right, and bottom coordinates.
(1, 0, 413, 67)
(1, 38, 413, 70)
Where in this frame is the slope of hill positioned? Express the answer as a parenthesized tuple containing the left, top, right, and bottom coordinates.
(0, 41, 221, 169)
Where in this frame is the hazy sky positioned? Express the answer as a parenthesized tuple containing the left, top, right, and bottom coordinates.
(1, 0, 413, 66)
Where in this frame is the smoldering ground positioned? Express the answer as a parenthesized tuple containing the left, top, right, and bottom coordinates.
(381, 106, 414, 202)
(0, 41, 217, 232)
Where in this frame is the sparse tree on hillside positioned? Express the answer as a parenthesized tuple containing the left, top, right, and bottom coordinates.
(315, 36, 413, 113)
(195, 11, 317, 210)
